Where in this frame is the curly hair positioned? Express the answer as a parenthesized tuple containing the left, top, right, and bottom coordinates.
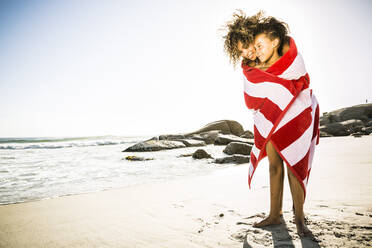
(220, 10, 264, 68)
(254, 16, 290, 56)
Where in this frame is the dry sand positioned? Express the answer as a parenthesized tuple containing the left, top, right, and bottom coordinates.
(1, 136, 372, 248)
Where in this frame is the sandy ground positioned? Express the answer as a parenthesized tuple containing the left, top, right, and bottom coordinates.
(0, 136, 371, 248)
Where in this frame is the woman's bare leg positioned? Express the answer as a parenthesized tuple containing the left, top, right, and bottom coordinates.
(253, 140, 284, 227)
(287, 168, 311, 236)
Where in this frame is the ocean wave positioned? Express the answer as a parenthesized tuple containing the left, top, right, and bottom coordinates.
(0, 140, 135, 150)
(0, 136, 125, 144)
(0, 135, 151, 150)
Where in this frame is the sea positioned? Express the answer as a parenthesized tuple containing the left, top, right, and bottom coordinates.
(0, 135, 238, 205)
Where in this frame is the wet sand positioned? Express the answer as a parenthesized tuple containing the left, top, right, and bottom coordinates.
(1, 136, 371, 247)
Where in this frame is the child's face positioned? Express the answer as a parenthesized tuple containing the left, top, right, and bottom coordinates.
(254, 33, 279, 63)
(237, 41, 257, 61)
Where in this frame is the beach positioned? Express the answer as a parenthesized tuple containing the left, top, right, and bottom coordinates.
(1, 136, 372, 248)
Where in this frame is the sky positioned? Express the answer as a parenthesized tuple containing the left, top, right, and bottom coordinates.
(0, 0, 371, 138)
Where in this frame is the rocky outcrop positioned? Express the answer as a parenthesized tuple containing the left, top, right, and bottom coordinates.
(122, 120, 253, 165)
(320, 103, 372, 125)
(319, 103, 372, 137)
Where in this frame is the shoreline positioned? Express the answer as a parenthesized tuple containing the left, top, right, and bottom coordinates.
(1, 136, 372, 247)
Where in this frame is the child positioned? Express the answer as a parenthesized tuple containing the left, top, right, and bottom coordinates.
(222, 10, 320, 237)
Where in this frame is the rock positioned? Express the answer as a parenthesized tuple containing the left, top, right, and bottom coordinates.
(123, 140, 186, 152)
(159, 134, 185, 140)
(174, 139, 206, 147)
(351, 132, 363, 138)
(240, 130, 254, 139)
(184, 120, 245, 137)
(321, 103, 372, 123)
(214, 134, 254, 146)
(366, 119, 372, 127)
(319, 131, 333, 137)
(339, 119, 365, 133)
(192, 149, 213, 159)
(320, 114, 341, 125)
(124, 155, 154, 161)
(189, 130, 222, 144)
(319, 123, 350, 136)
(362, 126, 372, 135)
(223, 142, 252, 155)
(213, 155, 250, 164)
(125, 155, 154, 161)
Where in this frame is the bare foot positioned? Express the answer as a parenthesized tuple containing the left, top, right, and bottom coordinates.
(253, 215, 282, 228)
(295, 218, 312, 237)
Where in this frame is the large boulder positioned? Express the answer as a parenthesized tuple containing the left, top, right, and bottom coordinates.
(223, 142, 252, 155)
(321, 103, 372, 124)
(184, 120, 245, 137)
(123, 140, 186, 152)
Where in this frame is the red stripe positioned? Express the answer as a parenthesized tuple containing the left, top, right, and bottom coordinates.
(250, 152, 257, 166)
(243, 93, 265, 110)
(271, 106, 312, 151)
(291, 148, 310, 181)
(253, 125, 265, 150)
(243, 69, 299, 96)
(312, 103, 320, 141)
(259, 98, 283, 125)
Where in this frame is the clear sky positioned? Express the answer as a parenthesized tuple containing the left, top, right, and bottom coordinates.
(1, 0, 371, 138)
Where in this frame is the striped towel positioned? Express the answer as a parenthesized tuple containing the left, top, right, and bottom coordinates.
(242, 37, 320, 199)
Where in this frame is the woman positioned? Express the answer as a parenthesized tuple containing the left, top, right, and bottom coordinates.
(222, 11, 320, 237)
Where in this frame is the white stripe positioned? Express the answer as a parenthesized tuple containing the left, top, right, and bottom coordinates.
(303, 177, 308, 188)
(253, 111, 273, 138)
(251, 144, 260, 160)
(278, 53, 307, 80)
(307, 94, 319, 171)
(274, 88, 312, 132)
(249, 162, 254, 178)
(244, 76, 293, 110)
(308, 136, 317, 171)
(281, 96, 317, 165)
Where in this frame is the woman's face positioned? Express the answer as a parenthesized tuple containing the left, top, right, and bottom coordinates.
(237, 41, 257, 61)
(254, 33, 279, 63)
